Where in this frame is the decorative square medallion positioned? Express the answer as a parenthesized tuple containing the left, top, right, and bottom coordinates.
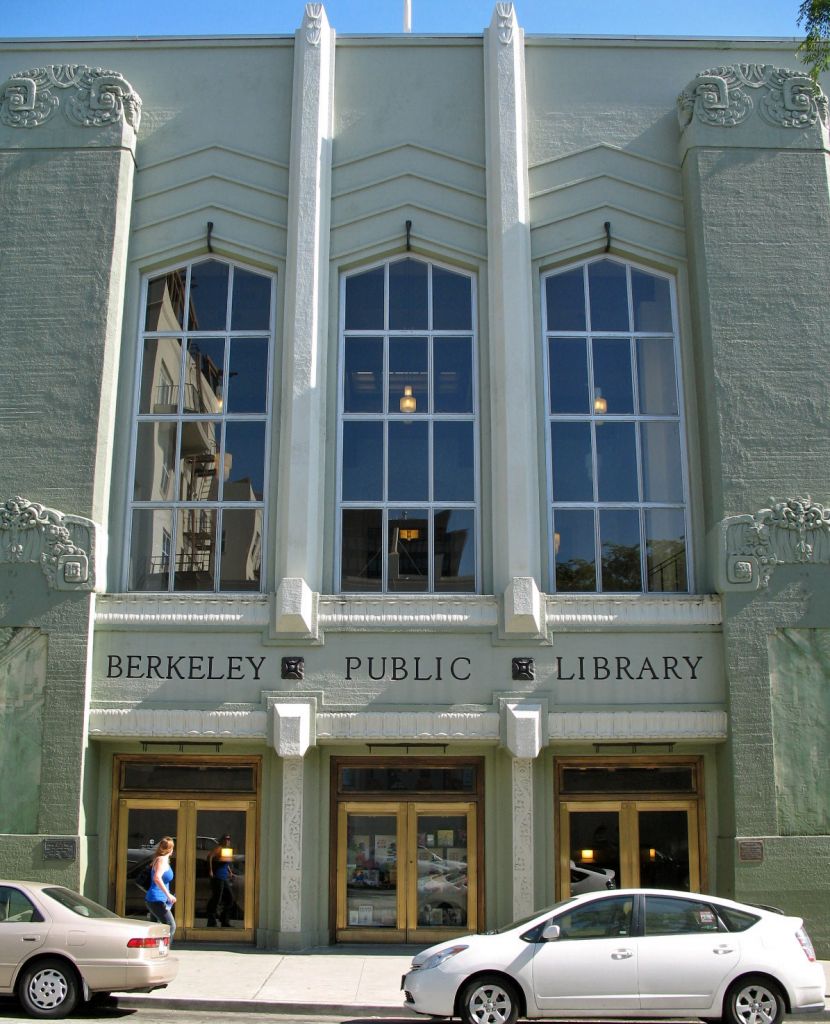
(512, 657, 535, 681)
(281, 656, 305, 681)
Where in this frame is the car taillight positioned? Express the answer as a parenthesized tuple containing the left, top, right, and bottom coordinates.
(128, 936, 165, 948)
(796, 927, 816, 962)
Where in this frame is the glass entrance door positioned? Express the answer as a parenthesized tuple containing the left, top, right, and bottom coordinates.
(337, 801, 477, 942)
(115, 797, 256, 941)
(559, 799, 700, 897)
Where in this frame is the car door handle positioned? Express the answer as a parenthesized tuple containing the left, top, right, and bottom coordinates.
(22, 937, 39, 942)
(611, 949, 633, 960)
(712, 946, 734, 955)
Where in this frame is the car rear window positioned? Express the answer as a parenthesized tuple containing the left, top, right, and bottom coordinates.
(717, 906, 760, 932)
(42, 888, 120, 919)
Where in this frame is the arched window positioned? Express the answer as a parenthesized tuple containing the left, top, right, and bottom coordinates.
(337, 257, 478, 593)
(128, 257, 276, 592)
(543, 257, 689, 593)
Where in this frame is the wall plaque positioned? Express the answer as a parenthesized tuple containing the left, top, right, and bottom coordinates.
(737, 839, 765, 863)
(42, 838, 77, 861)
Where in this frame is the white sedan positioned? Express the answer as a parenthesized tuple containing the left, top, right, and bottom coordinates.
(402, 888, 825, 1024)
(0, 880, 177, 1019)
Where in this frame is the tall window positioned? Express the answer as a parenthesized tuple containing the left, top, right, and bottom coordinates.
(543, 257, 688, 593)
(128, 258, 275, 592)
(338, 257, 478, 593)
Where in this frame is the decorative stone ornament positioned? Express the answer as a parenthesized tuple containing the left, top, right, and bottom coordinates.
(677, 64, 828, 132)
(719, 496, 830, 590)
(0, 64, 141, 130)
(0, 496, 98, 591)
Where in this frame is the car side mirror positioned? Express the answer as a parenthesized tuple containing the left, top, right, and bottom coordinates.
(541, 923, 561, 941)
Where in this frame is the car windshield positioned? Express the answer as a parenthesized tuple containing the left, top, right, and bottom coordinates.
(43, 887, 120, 919)
(486, 898, 576, 934)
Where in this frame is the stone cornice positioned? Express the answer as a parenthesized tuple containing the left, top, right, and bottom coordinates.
(94, 594, 270, 628)
(87, 705, 726, 744)
(88, 707, 268, 738)
(95, 592, 719, 633)
(317, 595, 499, 632)
(0, 64, 141, 130)
(549, 709, 727, 741)
(545, 595, 722, 630)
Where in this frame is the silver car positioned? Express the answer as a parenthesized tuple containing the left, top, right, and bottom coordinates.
(0, 880, 177, 1019)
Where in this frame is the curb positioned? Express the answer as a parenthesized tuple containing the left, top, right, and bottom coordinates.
(114, 995, 420, 1016)
(112, 997, 830, 1021)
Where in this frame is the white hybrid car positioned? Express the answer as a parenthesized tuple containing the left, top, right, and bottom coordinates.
(402, 888, 825, 1024)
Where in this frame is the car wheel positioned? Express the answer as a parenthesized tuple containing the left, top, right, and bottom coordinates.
(460, 975, 520, 1024)
(18, 958, 80, 1019)
(723, 975, 784, 1024)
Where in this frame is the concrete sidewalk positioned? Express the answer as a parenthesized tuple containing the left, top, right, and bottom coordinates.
(116, 944, 422, 1015)
(114, 947, 830, 1018)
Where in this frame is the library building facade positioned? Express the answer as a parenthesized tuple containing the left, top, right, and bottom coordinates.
(1, 4, 830, 951)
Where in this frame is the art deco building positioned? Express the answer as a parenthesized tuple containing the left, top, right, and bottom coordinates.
(1, 5, 829, 951)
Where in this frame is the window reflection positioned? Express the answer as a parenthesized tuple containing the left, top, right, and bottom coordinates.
(435, 509, 475, 593)
(131, 259, 274, 592)
(341, 509, 383, 591)
(340, 258, 477, 593)
(545, 259, 687, 593)
(388, 509, 429, 592)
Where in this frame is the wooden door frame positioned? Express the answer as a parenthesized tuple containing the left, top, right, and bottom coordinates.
(554, 756, 707, 899)
(109, 755, 260, 942)
(329, 756, 484, 942)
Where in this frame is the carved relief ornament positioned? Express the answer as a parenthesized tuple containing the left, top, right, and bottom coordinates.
(495, 3, 515, 44)
(721, 496, 830, 590)
(0, 496, 97, 591)
(304, 3, 324, 45)
(678, 64, 828, 131)
(0, 64, 141, 130)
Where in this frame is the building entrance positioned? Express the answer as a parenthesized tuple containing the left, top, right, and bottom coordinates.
(556, 757, 705, 899)
(111, 756, 258, 942)
(332, 758, 482, 942)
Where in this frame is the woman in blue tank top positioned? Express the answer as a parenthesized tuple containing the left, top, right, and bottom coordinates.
(145, 836, 177, 939)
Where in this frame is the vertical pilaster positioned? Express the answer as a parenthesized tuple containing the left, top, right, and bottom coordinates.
(0, 66, 140, 883)
(501, 700, 543, 917)
(679, 65, 830, 917)
(484, 3, 543, 629)
(274, 3, 335, 633)
(511, 758, 534, 919)
(280, 758, 305, 933)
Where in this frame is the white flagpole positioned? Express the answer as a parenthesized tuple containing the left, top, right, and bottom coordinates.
(404, 0, 412, 32)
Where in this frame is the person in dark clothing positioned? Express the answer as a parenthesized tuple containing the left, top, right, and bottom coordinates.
(206, 833, 235, 927)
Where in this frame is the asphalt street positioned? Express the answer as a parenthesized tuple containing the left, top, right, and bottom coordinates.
(0, 1006, 828, 1024)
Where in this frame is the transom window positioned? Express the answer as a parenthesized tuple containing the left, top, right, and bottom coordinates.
(337, 257, 478, 593)
(128, 258, 275, 592)
(543, 257, 689, 593)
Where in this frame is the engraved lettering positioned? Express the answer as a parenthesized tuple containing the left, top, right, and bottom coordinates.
(637, 657, 658, 680)
(246, 656, 266, 681)
(227, 656, 244, 680)
(146, 655, 163, 679)
(663, 656, 682, 679)
(345, 656, 361, 681)
(107, 655, 122, 678)
(189, 656, 205, 679)
(594, 656, 610, 680)
(683, 655, 703, 680)
(616, 656, 633, 680)
(451, 657, 471, 681)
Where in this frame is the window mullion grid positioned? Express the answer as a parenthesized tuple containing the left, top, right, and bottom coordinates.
(585, 331, 601, 590)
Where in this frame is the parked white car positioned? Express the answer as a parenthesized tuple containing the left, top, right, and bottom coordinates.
(0, 880, 177, 1019)
(402, 888, 825, 1024)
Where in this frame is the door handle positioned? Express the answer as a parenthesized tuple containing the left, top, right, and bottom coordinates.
(712, 946, 734, 955)
(22, 937, 39, 942)
(611, 949, 633, 960)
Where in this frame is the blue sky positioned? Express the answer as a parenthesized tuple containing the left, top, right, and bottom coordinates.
(0, 0, 804, 40)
